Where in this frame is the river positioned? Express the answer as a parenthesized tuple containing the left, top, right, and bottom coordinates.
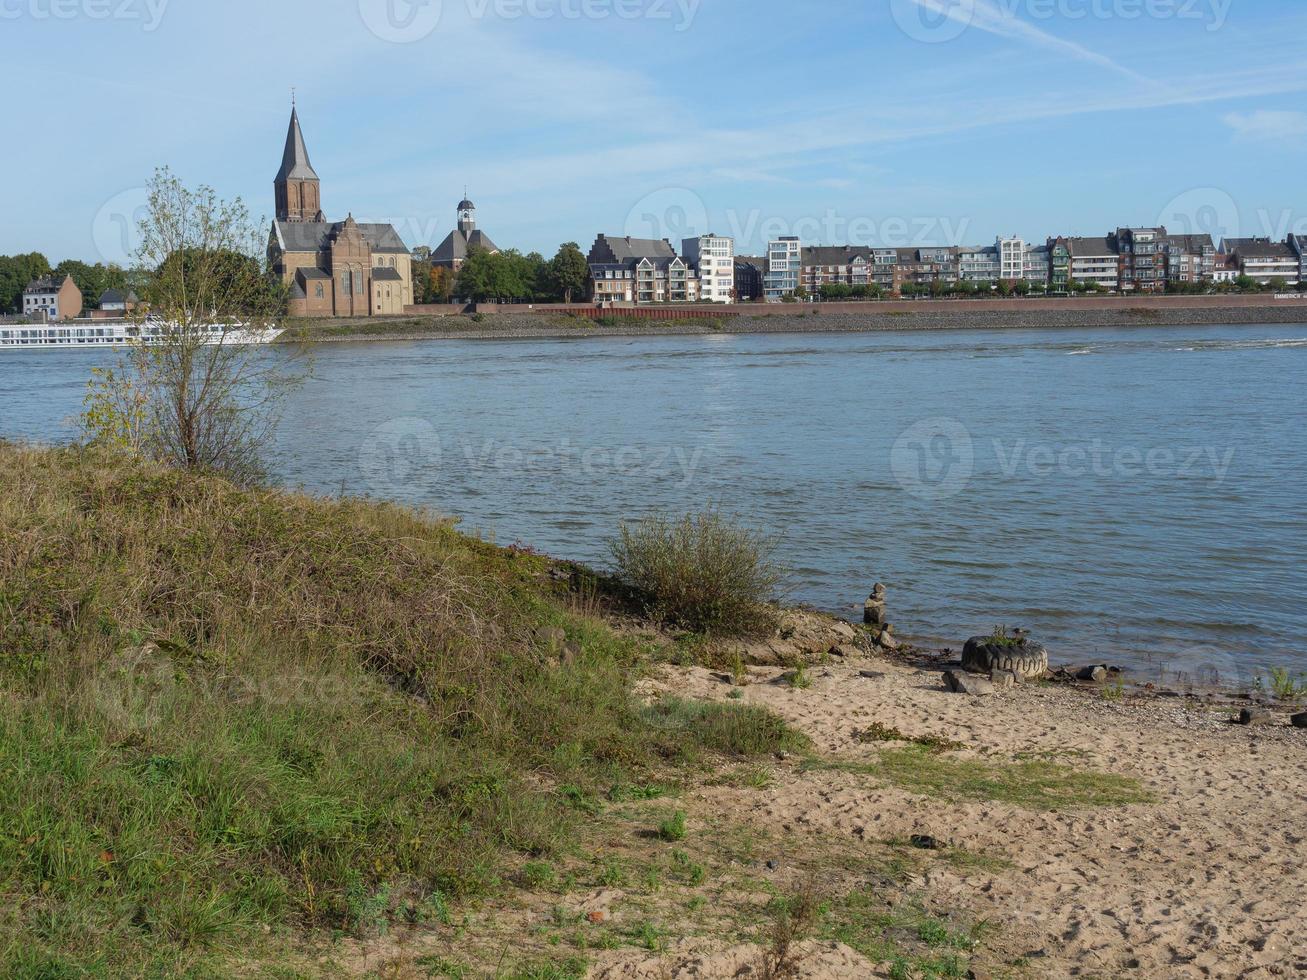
(3, 322, 1304, 684)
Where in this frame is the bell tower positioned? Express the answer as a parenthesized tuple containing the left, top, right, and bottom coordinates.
(275, 99, 322, 223)
(457, 192, 476, 235)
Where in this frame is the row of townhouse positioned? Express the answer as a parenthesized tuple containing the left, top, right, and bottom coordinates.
(752, 229, 1305, 300)
(583, 228, 1306, 306)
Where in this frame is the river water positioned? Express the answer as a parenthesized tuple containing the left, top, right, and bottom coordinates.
(3, 323, 1304, 682)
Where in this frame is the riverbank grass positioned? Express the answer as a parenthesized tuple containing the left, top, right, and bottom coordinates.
(0, 442, 801, 976)
(813, 745, 1154, 811)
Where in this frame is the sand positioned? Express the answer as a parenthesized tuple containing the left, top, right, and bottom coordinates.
(611, 660, 1307, 979)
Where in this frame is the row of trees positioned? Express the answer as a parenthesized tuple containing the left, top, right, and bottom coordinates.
(799, 274, 1303, 302)
(0, 254, 140, 314)
(798, 278, 1112, 302)
(411, 243, 590, 305)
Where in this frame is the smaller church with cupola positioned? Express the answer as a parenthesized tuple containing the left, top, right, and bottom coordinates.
(431, 197, 499, 271)
(267, 105, 414, 317)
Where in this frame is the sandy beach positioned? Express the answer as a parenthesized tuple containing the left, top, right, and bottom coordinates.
(601, 656, 1307, 978)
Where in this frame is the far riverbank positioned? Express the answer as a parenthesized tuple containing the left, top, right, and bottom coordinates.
(279, 296, 1307, 343)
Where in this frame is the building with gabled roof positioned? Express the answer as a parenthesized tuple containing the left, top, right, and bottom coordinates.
(1065, 236, 1120, 289)
(587, 235, 699, 304)
(266, 104, 413, 317)
(432, 197, 500, 270)
(1221, 237, 1301, 284)
(23, 275, 82, 321)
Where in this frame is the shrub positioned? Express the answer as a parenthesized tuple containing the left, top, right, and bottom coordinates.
(657, 811, 688, 842)
(608, 509, 785, 635)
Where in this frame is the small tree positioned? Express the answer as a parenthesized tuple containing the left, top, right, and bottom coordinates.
(548, 242, 589, 303)
(81, 168, 300, 484)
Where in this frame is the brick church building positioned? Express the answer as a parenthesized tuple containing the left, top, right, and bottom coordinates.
(267, 106, 413, 317)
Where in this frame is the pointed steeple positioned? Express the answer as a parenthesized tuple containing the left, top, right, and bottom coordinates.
(276, 107, 319, 182)
(274, 103, 322, 223)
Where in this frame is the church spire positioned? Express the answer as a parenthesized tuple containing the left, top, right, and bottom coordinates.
(276, 106, 319, 182)
(275, 103, 321, 223)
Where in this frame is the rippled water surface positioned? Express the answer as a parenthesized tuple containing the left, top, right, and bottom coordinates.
(4, 323, 1305, 679)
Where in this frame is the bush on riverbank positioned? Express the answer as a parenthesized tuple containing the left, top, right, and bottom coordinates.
(609, 509, 786, 636)
(0, 443, 797, 975)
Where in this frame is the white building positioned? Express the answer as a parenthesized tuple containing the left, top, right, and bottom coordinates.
(1065, 237, 1121, 289)
(681, 234, 736, 303)
(1222, 238, 1301, 285)
(997, 237, 1026, 281)
(764, 237, 801, 300)
(958, 245, 1000, 283)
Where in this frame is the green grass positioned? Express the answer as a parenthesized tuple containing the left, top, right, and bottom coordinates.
(657, 811, 688, 842)
(1263, 666, 1307, 702)
(814, 745, 1154, 811)
(821, 893, 984, 980)
(638, 697, 809, 757)
(766, 888, 985, 980)
(0, 443, 802, 976)
(857, 721, 965, 754)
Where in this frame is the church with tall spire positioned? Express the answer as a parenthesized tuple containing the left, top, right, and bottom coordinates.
(267, 101, 414, 317)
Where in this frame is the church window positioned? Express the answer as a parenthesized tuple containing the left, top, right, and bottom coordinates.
(315, 283, 324, 298)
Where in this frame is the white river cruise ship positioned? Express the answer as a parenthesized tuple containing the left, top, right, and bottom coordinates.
(0, 318, 282, 350)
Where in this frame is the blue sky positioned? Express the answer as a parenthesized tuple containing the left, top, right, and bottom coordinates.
(3, 0, 1306, 263)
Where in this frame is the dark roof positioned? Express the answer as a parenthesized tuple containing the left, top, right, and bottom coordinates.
(24, 275, 72, 293)
(458, 198, 475, 211)
(296, 267, 332, 280)
(1065, 236, 1119, 257)
(588, 235, 677, 265)
(734, 255, 766, 268)
(372, 266, 403, 281)
(98, 288, 138, 304)
(1162, 233, 1215, 253)
(276, 108, 319, 182)
(432, 227, 499, 264)
(802, 246, 875, 266)
(273, 219, 411, 254)
(1224, 238, 1295, 259)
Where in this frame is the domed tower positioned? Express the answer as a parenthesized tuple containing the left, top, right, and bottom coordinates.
(275, 105, 321, 223)
(457, 194, 476, 236)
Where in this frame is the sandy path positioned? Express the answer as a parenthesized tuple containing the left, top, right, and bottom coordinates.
(637, 661, 1307, 979)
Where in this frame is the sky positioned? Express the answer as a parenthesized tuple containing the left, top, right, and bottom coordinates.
(3, 0, 1306, 263)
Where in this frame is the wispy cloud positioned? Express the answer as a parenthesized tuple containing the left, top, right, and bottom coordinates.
(1222, 109, 1307, 142)
(445, 61, 1307, 197)
(905, 0, 1152, 82)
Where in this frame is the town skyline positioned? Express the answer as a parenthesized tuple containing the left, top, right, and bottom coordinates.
(3, 0, 1306, 264)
